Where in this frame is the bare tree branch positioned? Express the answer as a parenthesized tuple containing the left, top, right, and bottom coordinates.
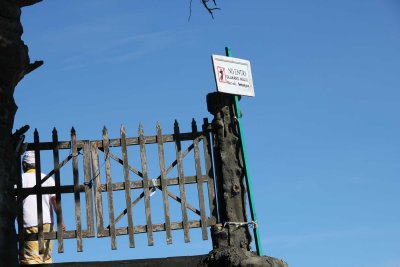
(201, 0, 220, 19)
(25, 60, 43, 75)
(189, 0, 193, 21)
(188, 0, 220, 21)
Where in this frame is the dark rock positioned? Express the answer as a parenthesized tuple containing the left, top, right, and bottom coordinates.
(199, 247, 288, 267)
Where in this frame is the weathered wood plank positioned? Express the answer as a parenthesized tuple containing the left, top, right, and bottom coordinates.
(17, 175, 208, 195)
(18, 185, 86, 195)
(90, 132, 202, 149)
(120, 125, 135, 248)
(34, 129, 45, 254)
(26, 140, 86, 151)
(99, 219, 213, 237)
(24, 132, 202, 151)
(52, 128, 64, 252)
(174, 121, 190, 243)
(97, 175, 207, 192)
(90, 142, 105, 236)
(192, 119, 208, 240)
(157, 122, 172, 244)
(139, 124, 154, 246)
(20, 178, 205, 218)
(103, 127, 117, 250)
(71, 127, 83, 252)
(83, 140, 94, 237)
(203, 118, 218, 224)
(24, 229, 95, 241)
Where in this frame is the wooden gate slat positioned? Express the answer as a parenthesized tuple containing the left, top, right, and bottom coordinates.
(101, 219, 211, 237)
(192, 119, 208, 240)
(71, 127, 83, 252)
(52, 128, 64, 252)
(174, 120, 190, 243)
(121, 125, 135, 248)
(103, 127, 117, 250)
(34, 129, 45, 254)
(203, 118, 218, 224)
(90, 142, 105, 236)
(139, 124, 154, 246)
(83, 140, 94, 237)
(156, 122, 172, 244)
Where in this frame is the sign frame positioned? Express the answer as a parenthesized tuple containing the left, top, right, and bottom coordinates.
(211, 55, 255, 97)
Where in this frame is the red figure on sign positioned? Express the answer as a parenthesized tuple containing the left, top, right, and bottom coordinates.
(217, 66, 227, 83)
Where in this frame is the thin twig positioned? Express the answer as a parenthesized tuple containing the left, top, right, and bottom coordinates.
(189, 0, 193, 21)
(201, 0, 220, 19)
(189, 0, 220, 20)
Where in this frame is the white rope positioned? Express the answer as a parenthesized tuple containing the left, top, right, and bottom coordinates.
(149, 187, 157, 197)
(223, 220, 258, 229)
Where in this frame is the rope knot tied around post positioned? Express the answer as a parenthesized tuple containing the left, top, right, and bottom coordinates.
(223, 220, 258, 229)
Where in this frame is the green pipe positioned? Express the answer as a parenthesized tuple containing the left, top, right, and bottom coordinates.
(225, 46, 263, 256)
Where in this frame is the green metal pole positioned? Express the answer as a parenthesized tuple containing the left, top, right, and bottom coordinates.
(225, 47, 263, 256)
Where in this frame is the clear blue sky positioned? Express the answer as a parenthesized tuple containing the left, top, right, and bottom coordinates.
(14, 1, 400, 266)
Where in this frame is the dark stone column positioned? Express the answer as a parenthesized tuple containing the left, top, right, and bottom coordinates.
(206, 92, 251, 250)
(200, 92, 288, 267)
(0, 1, 41, 266)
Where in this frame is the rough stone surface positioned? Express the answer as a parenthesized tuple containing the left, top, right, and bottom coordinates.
(205, 92, 288, 267)
(207, 92, 252, 251)
(199, 247, 288, 267)
(0, 1, 32, 266)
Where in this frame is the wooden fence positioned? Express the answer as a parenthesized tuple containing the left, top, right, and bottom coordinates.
(15, 119, 217, 253)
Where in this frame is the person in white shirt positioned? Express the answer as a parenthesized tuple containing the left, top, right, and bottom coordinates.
(18, 151, 65, 265)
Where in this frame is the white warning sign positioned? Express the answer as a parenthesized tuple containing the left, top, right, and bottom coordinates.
(211, 55, 255, 97)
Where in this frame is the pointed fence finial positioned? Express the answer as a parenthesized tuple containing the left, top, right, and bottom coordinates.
(52, 127, 58, 144)
(120, 124, 126, 135)
(174, 120, 179, 131)
(138, 123, 144, 135)
(191, 118, 198, 132)
(33, 128, 39, 142)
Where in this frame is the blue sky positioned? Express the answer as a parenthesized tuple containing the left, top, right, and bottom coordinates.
(14, 1, 400, 266)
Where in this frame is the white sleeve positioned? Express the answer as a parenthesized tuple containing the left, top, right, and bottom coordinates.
(43, 174, 56, 198)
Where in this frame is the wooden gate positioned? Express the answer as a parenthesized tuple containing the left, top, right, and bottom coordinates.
(15, 118, 217, 253)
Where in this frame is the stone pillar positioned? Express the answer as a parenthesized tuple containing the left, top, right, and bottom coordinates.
(206, 92, 252, 250)
(201, 92, 288, 267)
(0, 1, 42, 266)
